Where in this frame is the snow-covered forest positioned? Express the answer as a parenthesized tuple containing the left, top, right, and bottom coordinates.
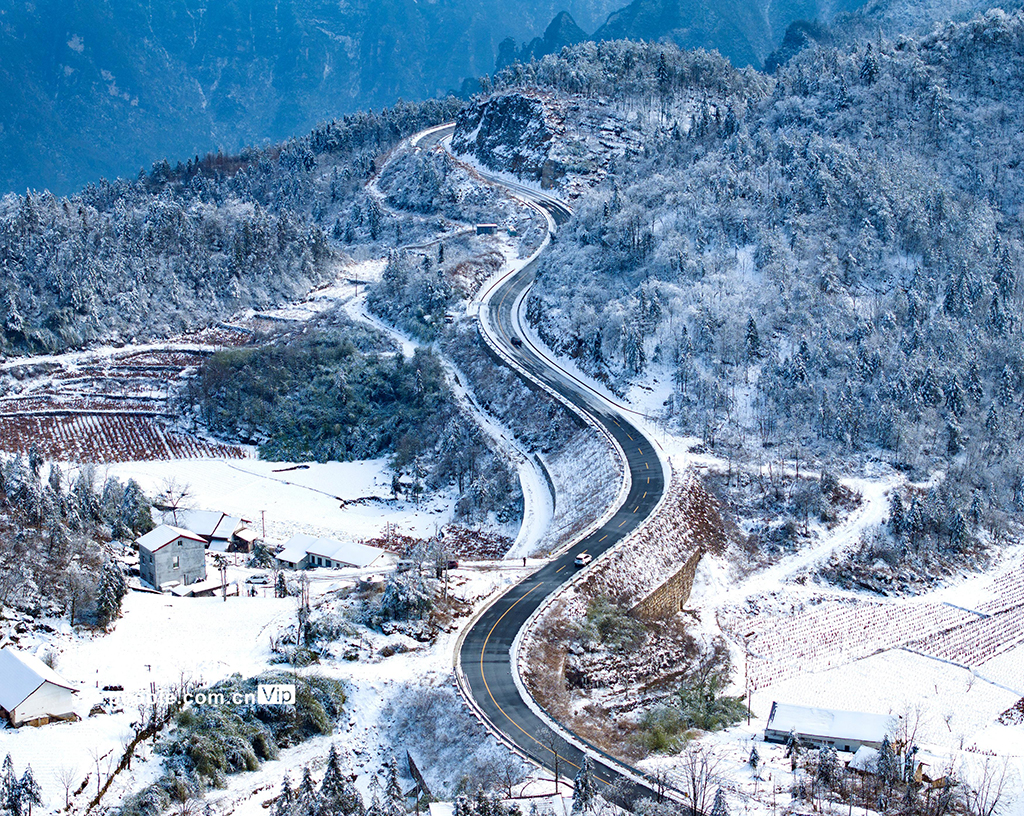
(0, 456, 147, 622)
(463, 13, 1024, 566)
(185, 317, 523, 524)
(0, 100, 462, 355)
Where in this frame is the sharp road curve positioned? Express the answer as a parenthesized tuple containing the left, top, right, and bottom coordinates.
(416, 124, 669, 803)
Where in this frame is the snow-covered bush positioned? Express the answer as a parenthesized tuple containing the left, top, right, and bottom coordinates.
(382, 685, 526, 798)
(158, 673, 345, 788)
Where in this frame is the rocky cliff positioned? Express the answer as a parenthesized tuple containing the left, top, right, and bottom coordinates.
(451, 93, 563, 186)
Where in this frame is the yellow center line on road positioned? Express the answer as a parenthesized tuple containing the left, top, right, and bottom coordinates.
(643, 491, 647, 499)
(479, 581, 609, 784)
(626, 433, 633, 441)
(599, 535, 608, 542)
(633, 506, 639, 513)
(618, 519, 627, 527)
(555, 565, 566, 573)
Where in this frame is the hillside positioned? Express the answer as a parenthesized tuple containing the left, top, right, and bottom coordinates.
(0, 99, 461, 355)
(453, 10, 1024, 574)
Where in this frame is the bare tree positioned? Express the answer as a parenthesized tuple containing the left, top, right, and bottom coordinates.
(53, 764, 79, 811)
(156, 479, 193, 526)
(546, 733, 563, 794)
(961, 757, 1011, 816)
(893, 703, 924, 751)
(496, 751, 529, 798)
(678, 743, 723, 816)
(88, 746, 112, 799)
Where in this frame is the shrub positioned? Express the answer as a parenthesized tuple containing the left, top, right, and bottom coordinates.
(574, 596, 647, 652)
(158, 672, 345, 787)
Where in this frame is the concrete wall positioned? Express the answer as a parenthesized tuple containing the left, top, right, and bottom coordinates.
(142, 536, 207, 587)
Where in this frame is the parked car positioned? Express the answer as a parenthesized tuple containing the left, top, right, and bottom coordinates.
(574, 552, 592, 567)
(245, 573, 270, 585)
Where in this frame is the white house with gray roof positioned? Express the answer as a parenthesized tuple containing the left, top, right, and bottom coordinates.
(0, 647, 77, 726)
(765, 702, 892, 752)
(173, 509, 258, 552)
(276, 533, 387, 570)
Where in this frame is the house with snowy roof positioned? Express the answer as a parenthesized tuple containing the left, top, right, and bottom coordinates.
(137, 525, 208, 590)
(275, 533, 387, 570)
(765, 702, 892, 753)
(0, 647, 77, 727)
(173, 509, 258, 553)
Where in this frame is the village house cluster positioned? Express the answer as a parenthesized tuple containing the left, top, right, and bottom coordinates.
(134, 508, 388, 595)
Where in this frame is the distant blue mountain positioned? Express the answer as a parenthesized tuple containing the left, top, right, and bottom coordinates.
(0, 0, 622, 194)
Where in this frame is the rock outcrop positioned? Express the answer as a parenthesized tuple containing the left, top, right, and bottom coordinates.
(451, 93, 564, 186)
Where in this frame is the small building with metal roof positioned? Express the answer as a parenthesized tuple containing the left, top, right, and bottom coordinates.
(764, 702, 892, 753)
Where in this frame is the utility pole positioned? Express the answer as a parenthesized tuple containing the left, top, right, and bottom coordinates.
(261, 510, 266, 540)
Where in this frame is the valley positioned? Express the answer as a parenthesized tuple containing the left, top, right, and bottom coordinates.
(3, 9, 1024, 816)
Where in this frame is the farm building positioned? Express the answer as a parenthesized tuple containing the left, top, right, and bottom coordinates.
(475, 223, 499, 235)
(173, 509, 258, 552)
(276, 533, 387, 570)
(0, 647, 77, 727)
(764, 702, 892, 752)
(138, 525, 208, 590)
(169, 575, 240, 598)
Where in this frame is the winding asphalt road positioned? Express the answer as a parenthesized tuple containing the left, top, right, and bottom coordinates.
(415, 125, 670, 803)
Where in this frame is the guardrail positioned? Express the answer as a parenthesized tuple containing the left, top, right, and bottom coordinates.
(437, 133, 687, 805)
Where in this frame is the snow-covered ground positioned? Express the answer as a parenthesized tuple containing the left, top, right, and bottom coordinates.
(104, 457, 456, 544)
(503, 302, 1024, 816)
(0, 558, 536, 815)
(5, 137, 1024, 816)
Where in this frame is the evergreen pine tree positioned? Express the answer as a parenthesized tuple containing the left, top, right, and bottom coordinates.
(2, 755, 17, 816)
(878, 736, 900, 788)
(320, 745, 364, 816)
(383, 757, 404, 816)
(274, 775, 294, 816)
(298, 766, 318, 816)
(969, 494, 983, 526)
(985, 404, 1000, 437)
(998, 366, 1015, 406)
(748, 745, 760, 770)
(710, 787, 728, 816)
(571, 755, 596, 815)
(118, 480, 154, 537)
(96, 560, 128, 627)
(745, 317, 761, 361)
(18, 767, 42, 816)
(888, 492, 905, 537)
(903, 779, 917, 813)
(816, 746, 838, 788)
(949, 509, 968, 551)
(474, 788, 492, 816)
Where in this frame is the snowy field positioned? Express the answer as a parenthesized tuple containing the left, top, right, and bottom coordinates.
(103, 457, 458, 545)
(0, 557, 536, 814)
